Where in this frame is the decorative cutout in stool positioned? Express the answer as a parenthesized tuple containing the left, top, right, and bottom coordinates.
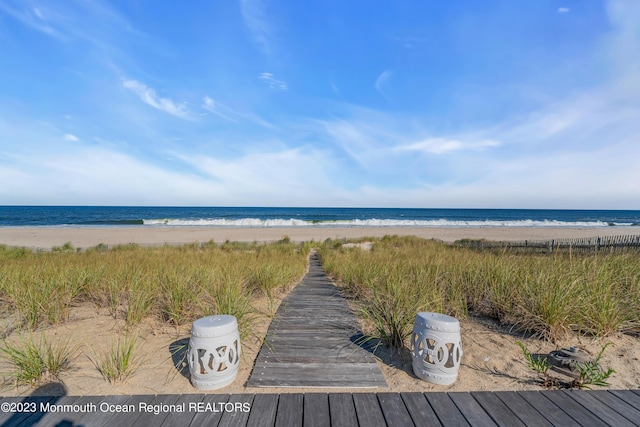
(188, 315, 241, 390)
(410, 312, 462, 385)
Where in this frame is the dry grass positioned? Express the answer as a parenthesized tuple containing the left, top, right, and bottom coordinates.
(0, 241, 310, 338)
(320, 236, 640, 347)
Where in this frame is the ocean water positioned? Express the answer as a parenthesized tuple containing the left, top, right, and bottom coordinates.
(0, 206, 639, 228)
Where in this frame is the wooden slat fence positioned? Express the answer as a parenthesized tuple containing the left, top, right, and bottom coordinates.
(456, 234, 640, 254)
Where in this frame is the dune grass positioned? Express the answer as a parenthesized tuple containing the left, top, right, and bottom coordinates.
(90, 333, 139, 384)
(0, 240, 310, 338)
(0, 333, 76, 386)
(320, 236, 640, 347)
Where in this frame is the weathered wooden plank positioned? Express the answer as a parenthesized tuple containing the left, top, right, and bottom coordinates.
(101, 394, 153, 426)
(539, 390, 606, 426)
(189, 394, 229, 426)
(78, 394, 134, 427)
(161, 394, 204, 427)
(589, 390, 640, 424)
(378, 392, 415, 426)
(494, 391, 551, 427)
(248, 257, 386, 387)
(353, 393, 387, 427)
(253, 355, 372, 364)
(218, 394, 254, 427)
(67, 395, 112, 426)
(610, 390, 640, 410)
(133, 394, 182, 426)
(424, 393, 470, 427)
(328, 394, 358, 427)
(261, 336, 367, 343)
(516, 391, 580, 427)
(303, 393, 330, 427)
(0, 395, 55, 427)
(275, 393, 303, 427)
(26, 395, 84, 427)
(0, 397, 21, 425)
(448, 392, 497, 427)
(248, 253, 386, 388)
(250, 379, 384, 388)
(471, 392, 526, 427)
(257, 346, 373, 355)
(246, 394, 279, 427)
(400, 392, 442, 426)
(563, 390, 637, 427)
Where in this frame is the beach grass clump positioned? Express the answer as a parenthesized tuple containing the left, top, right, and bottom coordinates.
(2, 258, 87, 329)
(0, 245, 31, 259)
(52, 242, 76, 253)
(0, 240, 309, 335)
(1, 334, 75, 386)
(321, 235, 640, 347)
(91, 333, 139, 384)
(159, 267, 204, 325)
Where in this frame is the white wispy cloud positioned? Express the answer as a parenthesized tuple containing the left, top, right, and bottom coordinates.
(375, 70, 393, 98)
(259, 73, 287, 90)
(122, 79, 191, 119)
(202, 96, 239, 122)
(558, 7, 571, 13)
(0, 2, 62, 38)
(64, 133, 79, 142)
(202, 96, 275, 128)
(396, 138, 500, 155)
(240, 0, 272, 54)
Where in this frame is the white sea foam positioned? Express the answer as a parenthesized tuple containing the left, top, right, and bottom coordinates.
(142, 218, 615, 228)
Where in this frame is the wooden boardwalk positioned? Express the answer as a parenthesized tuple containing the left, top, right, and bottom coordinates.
(1, 390, 639, 426)
(247, 252, 387, 388)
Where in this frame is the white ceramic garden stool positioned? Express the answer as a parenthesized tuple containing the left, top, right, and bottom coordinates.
(187, 315, 241, 390)
(410, 312, 463, 385)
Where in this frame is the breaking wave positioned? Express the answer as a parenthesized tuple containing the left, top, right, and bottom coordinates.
(142, 218, 620, 228)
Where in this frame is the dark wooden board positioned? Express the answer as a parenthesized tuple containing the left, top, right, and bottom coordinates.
(448, 392, 497, 427)
(274, 393, 303, 427)
(516, 391, 580, 427)
(377, 392, 415, 426)
(78, 394, 134, 427)
(610, 390, 640, 410)
(562, 390, 636, 427)
(161, 394, 204, 427)
(400, 392, 442, 426)
(133, 394, 182, 427)
(218, 394, 255, 427)
(99, 394, 154, 427)
(539, 389, 608, 426)
(303, 393, 330, 427)
(189, 393, 230, 426)
(328, 393, 358, 427)
(246, 394, 279, 427)
(424, 392, 471, 427)
(590, 391, 640, 425)
(0, 395, 56, 427)
(353, 393, 387, 427)
(494, 391, 552, 427)
(24, 395, 84, 427)
(1, 390, 639, 426)
(472, 391, 526, 427)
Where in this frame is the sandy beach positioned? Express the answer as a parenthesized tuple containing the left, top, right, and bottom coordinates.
(2, 226, 640, 250)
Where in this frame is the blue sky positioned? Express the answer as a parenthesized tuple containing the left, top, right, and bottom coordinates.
(1, 0, 639, 208)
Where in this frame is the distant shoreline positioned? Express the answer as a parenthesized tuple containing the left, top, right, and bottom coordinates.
(2, 226, 640, 250)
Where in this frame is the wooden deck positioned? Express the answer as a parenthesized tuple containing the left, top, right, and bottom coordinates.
(247, 252, 387, 388)
(1, 390, 639, 426)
